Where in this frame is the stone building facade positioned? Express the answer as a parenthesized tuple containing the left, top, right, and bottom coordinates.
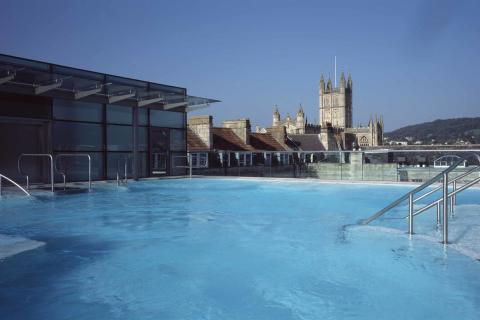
(270, 73, 383, 150)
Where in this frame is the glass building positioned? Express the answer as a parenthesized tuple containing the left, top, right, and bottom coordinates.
(0, 54, 218, 184)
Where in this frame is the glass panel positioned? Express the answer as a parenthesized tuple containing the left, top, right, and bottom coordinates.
(138, 152, 148, 178)
(171, 152, 187, 175)
(106, 152, 131, 180)
(150, 110, 184, 128)
(152, 152, 167, 175)
(150, 128, 169, 152)
(139, 108, 148, 126)
(107, 105, 132, 124)
(170, 129, 186, 151)
(53, 99, 102, 122)
(107, 125, 132, 151)
(54, 152, 104, 181)
(53, 121, 103, 151)
(0, 92, 52, 119)
(138, 127, 148, 151)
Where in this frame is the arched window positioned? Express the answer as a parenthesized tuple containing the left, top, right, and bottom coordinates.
(359, 136, 369, 147)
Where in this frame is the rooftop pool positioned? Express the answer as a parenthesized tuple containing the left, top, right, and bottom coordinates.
(0, 178, 479, 319)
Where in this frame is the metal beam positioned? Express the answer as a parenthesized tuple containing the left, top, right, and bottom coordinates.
(74, 86, 102, 100)
(164, 101, 188, 110)
(108, 92, 136, 104)
(137, 95, 164, 107)
(0, 73, 15, 85)
(34, 80, 62, 95)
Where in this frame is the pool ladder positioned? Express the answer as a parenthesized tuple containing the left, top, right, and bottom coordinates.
(116, 155, 129, 186)
(360, 153, 480, 244)
(17, 153, 92, 192)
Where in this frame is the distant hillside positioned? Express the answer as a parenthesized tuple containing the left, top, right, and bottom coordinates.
(385, 117, 480, 144)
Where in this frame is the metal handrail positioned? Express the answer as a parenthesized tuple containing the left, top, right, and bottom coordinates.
(54, 154, 92, 191)
(360, 153, 480, 244)
(116, 155, 129, 186)
(0, 173, 31, 196)
(413, 175, 480, 217)
(412, 165, 480, 203)
(18, 153, 54, 192)
(360, 156, 468, 225)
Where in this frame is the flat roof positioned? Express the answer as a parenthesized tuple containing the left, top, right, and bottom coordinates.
(0, 53, 219, 110)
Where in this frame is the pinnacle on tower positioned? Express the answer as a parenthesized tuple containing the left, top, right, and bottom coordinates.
(319, 74, 325, 93)
(298, 104, 304, 114)
(327, 78, 332, 91)
(347, 74, 352, 89)
(340, 72, 345, 87)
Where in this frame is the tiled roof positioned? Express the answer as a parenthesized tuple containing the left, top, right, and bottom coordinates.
(187, 127, 294, 152)
(211, 128, 255, 151)
(288, 134, 325, 151)
(250, 133, 287, 151)
(187, 128, 209, 151)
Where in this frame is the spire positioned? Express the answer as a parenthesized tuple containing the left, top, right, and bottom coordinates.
(347, 74, 352, 89)
(298, 103, 304, 114)
(319, 74, 325, 93)
(327, 78, 332, 91)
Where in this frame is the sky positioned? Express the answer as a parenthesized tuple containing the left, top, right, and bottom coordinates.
(0, 0, 479, 131)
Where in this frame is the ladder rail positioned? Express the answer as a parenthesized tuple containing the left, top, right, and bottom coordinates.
(360, 156, 468, 225)
(17, 153, 54, 192)
(0, 173, 31, 196)
(413, 165, 480, 204)
(116, 154, 129, 186)
(412, 175, 480, 217)
(54, 154, 92, 191)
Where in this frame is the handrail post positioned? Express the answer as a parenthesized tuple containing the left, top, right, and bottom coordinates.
(452, 180, 457, 214)
(87, 155, 91, 191)
(49, 155, 54, 192)
(124, 156, 128, 184)
(436, 202, 441, 225)
(0, 175, 2, 196)
(408, 193, 414, 234)
(189, 153, 192, 179)
(443, 173, 449, 244)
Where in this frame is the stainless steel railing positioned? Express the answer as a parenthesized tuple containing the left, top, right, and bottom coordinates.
(0, 173, 31, 196)
(54, 154, 92, 191)
(116, 155, 129, 186)
(18, 153, 54, 192)
(360, 153, 480, 244)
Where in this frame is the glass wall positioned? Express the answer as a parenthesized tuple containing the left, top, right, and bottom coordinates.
(51, 100, 186, 180)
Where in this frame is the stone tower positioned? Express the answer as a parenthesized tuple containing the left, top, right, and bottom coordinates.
(295, 105, 305, 134)
(319, 72, 352, 129)
(273, 106, 280, 127)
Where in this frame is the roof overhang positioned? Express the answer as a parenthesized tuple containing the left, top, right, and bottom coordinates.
(0, 53, 219, 111)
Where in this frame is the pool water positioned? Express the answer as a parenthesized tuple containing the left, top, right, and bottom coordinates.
(0, 178, 479, 319)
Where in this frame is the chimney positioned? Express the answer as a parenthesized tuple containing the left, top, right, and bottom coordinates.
(222, 119, 251, 145)
(269, 125, 287, 144)
(187, 115, 213, 149)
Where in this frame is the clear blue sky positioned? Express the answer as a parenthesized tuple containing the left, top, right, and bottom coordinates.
(1, 0, 479, 130)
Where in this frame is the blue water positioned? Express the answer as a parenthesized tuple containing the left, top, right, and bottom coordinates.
(0, 178, 479, 319)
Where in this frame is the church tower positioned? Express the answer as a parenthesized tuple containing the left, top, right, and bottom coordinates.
(319, 72, 353, 129)
(273, 106, 280, 127)
(295, 105, 305, 134)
